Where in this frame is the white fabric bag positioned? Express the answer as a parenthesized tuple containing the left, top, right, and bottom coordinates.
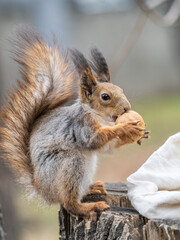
(126, 132, 180, 220)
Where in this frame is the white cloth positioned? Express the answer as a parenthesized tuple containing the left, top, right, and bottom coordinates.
(126, 132, 180, 220)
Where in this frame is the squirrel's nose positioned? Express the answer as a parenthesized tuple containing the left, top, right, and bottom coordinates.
(124, 107, 129, 113)
(124, 104, 131, 113)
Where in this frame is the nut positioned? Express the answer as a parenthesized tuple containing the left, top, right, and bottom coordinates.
(115, 110, 145, 142)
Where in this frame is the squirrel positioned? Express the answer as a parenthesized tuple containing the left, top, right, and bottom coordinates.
(0, 28, 146, 221)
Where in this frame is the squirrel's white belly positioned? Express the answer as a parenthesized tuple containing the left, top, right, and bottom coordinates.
(79, 153, 98, 200)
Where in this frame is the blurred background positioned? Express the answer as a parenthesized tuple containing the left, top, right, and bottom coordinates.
(0, 0, 180, 239)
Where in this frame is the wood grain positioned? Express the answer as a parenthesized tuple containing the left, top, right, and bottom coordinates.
(59, 182, 180, 240)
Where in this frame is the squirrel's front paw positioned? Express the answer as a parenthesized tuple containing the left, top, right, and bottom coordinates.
(117, 121, 145, 144)
(87, 181, 107, 195)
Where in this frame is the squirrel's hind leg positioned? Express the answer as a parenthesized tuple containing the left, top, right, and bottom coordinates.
(61, 153, 109, 220)
(64, 198, 110, 221)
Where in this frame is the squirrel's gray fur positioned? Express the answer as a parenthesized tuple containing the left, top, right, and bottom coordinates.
(30, 100, 99, 203)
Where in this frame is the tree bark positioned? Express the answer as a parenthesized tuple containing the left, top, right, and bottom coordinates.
(59, 183, 180, 240)
(0, 204, 6, 240)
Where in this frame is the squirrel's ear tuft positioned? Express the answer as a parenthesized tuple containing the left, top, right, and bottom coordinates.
(70, 49, 90, 74)
(90, 47, 110, 83)
(70, 49, 96, 97)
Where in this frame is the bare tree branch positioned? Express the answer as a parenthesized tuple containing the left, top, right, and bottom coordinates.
(111, 12, 147, 78)
(136, 0, 180, 26)
(145, 0, 168, 9)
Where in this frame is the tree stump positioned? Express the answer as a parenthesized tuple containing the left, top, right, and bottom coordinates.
(59, 183, 180, 240)
(0, 204, 6, 240)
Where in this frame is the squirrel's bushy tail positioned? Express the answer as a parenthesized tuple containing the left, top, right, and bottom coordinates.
(0, 28, 76, 185)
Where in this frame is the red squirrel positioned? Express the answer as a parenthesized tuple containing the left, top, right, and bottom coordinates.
(0, 27, 147, 220)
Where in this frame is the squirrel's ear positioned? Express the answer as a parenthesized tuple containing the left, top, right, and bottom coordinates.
(70, 49, 97, 102)
(90, 47, 110, 83)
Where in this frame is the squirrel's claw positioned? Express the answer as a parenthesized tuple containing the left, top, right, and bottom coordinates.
(137, 130, 150, 145)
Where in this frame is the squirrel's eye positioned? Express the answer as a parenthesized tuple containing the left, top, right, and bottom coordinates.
(101, 93, 111, 101)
